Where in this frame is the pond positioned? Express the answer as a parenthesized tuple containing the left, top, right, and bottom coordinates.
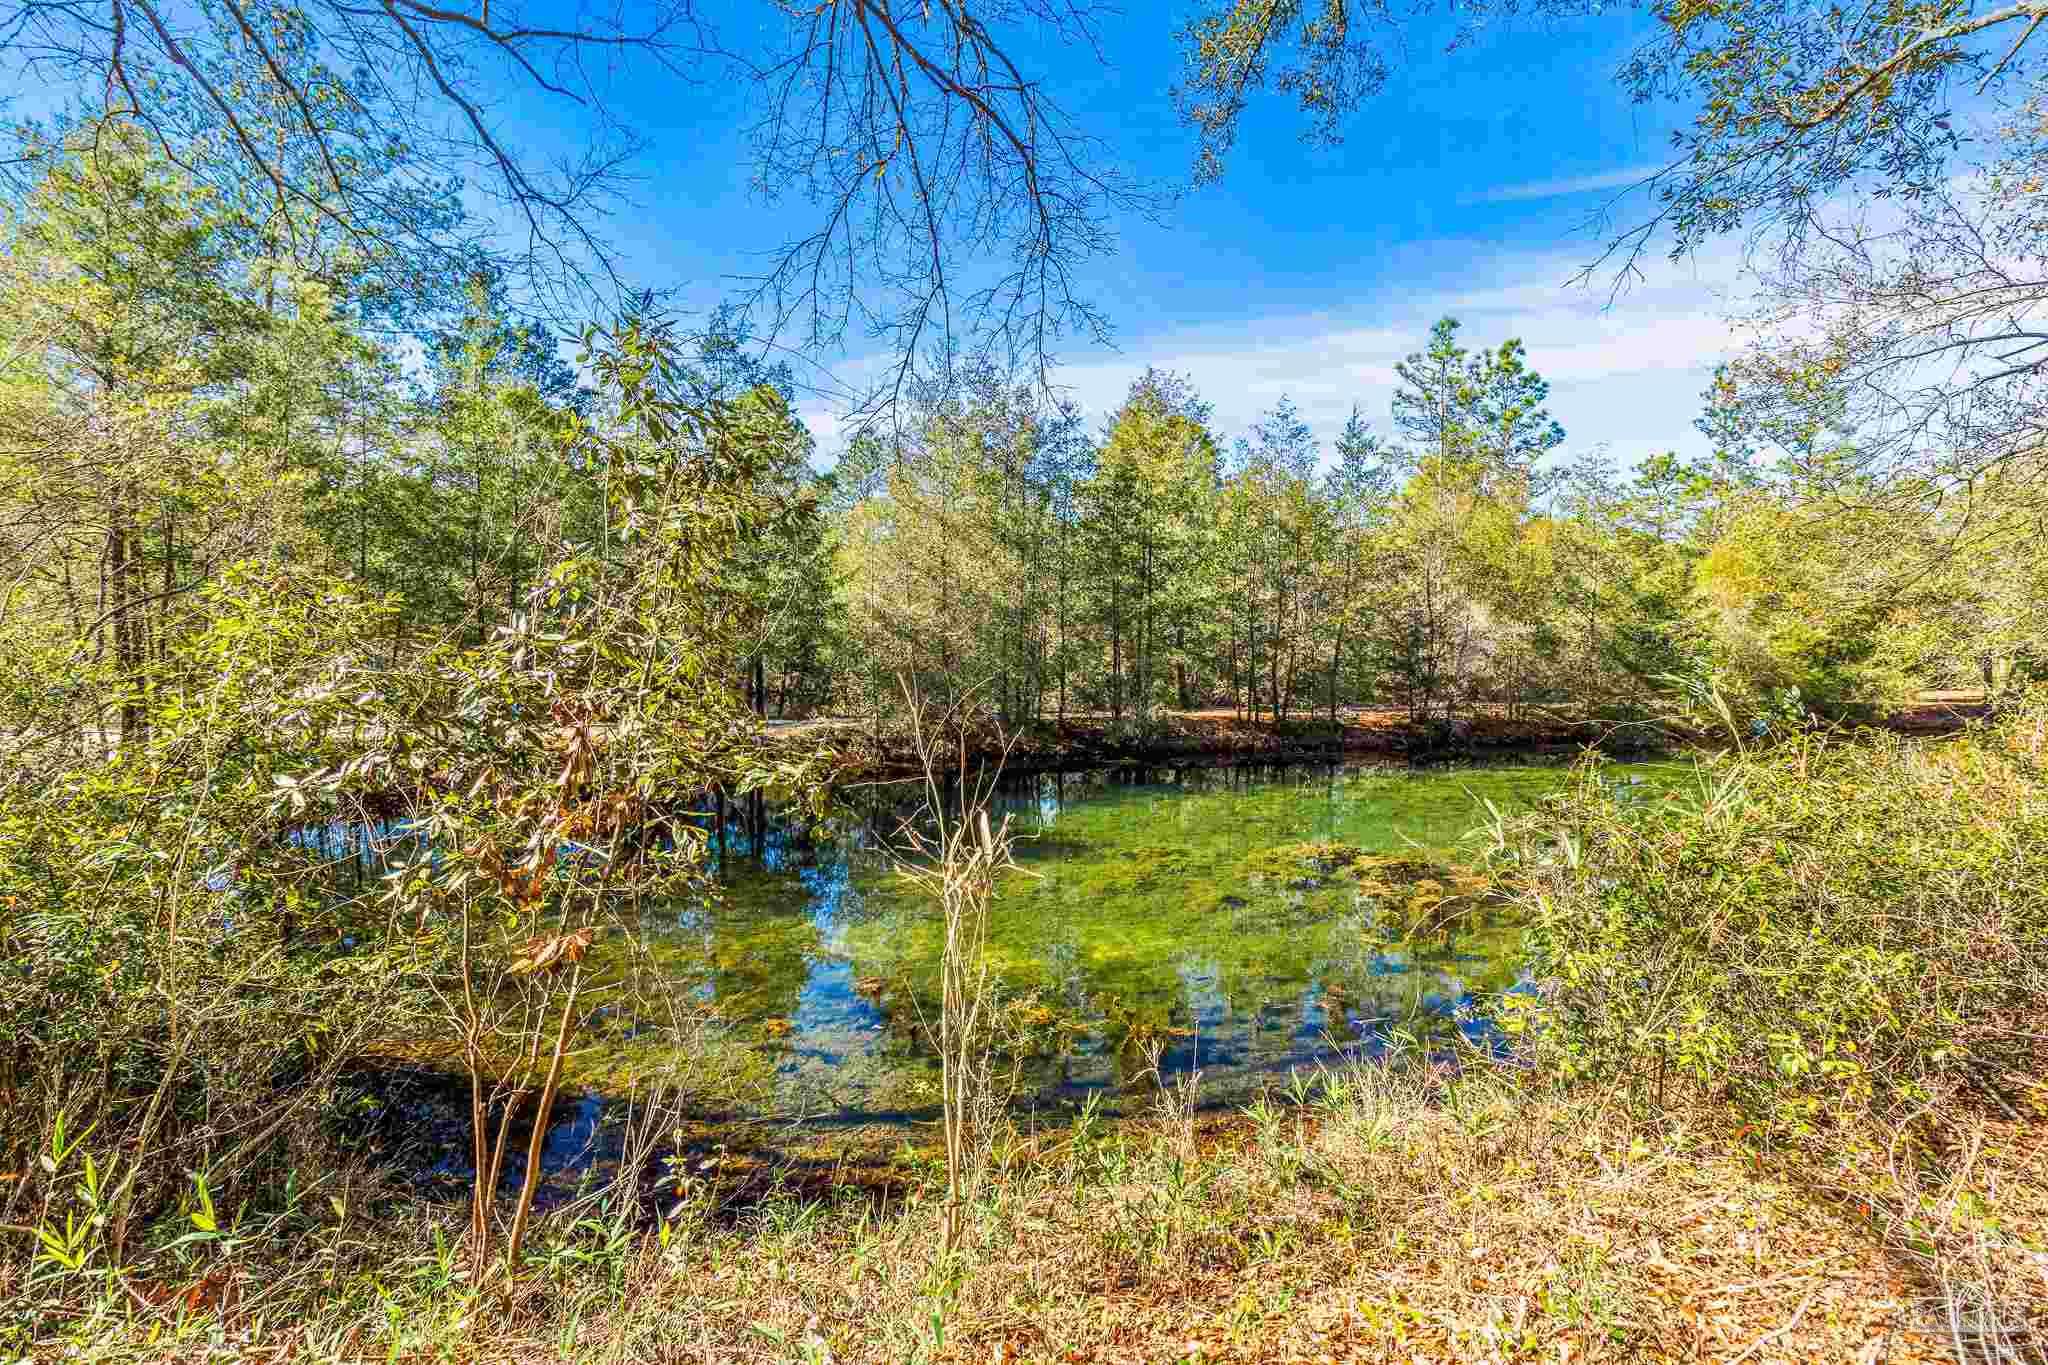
(561, 756, 1684, 1121)
(354, 754, 1693, 1203)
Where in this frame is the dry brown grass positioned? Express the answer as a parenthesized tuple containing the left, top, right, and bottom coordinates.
(15, 1059, 2042, 1364)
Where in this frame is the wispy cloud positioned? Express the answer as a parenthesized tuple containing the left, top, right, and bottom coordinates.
(1039, 244, 1747, 466)
(800, 242, 1753, 470)
(1463, 164, 1664, 204)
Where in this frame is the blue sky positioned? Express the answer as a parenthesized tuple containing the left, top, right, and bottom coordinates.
(551, 4, 1748, 470)
(3, 2, 1747, 468)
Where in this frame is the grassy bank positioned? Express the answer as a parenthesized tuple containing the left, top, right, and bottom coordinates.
(8, 705, 2046, 1363)
(8, 1059, 2042, 1362)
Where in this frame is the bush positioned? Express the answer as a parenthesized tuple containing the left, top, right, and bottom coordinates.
(1504, 700, 2048, 1138)
(0, 568, 428, 1242)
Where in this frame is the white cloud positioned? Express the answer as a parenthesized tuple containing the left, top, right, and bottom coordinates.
(1462, 164, 1667, 204)
(796, 241, 1754, 471)
(1049, 248, 1748, 466)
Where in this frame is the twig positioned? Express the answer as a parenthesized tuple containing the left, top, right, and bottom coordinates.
(1726, 1287, 1819, 1365)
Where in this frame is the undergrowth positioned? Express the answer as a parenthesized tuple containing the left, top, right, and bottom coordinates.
(7, 1053, 2042, 1363)
(7, 706, 2047, 1363)
(1503, 700, 2048, 1142)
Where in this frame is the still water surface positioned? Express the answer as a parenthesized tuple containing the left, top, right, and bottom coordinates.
(566, 757, 1678, 1121)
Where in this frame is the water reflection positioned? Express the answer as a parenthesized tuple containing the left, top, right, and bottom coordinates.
(377, 756, 1682, 1202)
(312, 758, 1670, 1117)
(580, 757, 1674, 1116)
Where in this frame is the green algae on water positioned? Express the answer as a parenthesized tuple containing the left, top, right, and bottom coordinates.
(566, 758, 1684, 1112)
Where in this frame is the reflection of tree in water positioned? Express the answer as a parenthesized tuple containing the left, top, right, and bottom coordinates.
(843, 808, 1519, 1091)
(649, 797, 865, 1028)
(600, 758, 1670, 1109)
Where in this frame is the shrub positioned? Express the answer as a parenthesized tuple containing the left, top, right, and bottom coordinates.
(1504, 700, 2048, 1138)
(0, 567, 429, 1244)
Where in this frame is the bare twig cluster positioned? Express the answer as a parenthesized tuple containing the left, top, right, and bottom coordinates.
(886, 675, 1018, 1257)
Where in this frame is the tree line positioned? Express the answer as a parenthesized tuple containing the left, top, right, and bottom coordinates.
(7, 123, 2037, 762)
(824, 327, 2041, 732)
(0, 123, 834, 767)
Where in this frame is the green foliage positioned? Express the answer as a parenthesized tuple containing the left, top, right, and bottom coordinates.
(0, 127, 834, 1275)
(1506, 703, 2048, 1138)
(0, 561, 420, 1231)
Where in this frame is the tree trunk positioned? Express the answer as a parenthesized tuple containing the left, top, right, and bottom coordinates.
(1109, 571, 1123, 721)
(109, 486, 146, 752)
(1329, 620, 1345, 724)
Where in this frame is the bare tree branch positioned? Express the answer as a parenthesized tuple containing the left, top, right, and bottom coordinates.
(1, 0, 1151, 413)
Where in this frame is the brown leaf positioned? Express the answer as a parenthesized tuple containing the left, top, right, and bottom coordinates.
(507, 934, 561, 975)
(508, 926, 595, 974)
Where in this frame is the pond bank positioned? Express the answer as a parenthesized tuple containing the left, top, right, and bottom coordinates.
(782, 697, 1992, 780)
(786, 705, 1685, 780)
(152, 1051, 2048, 1363)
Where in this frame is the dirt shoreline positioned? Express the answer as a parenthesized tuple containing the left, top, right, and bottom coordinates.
(784, 699, 1990, 779)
